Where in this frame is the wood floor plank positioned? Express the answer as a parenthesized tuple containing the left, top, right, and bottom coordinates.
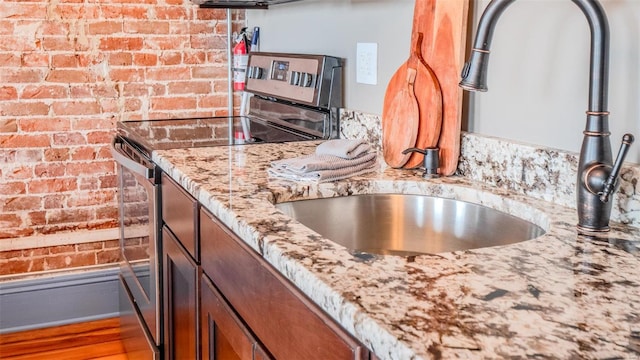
(0, 318, 126, 360)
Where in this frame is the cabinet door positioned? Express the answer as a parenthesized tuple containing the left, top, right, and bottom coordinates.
(163, 226, 199, 360)
(201, 274, 272, 360)
(200, 208, 369, 360)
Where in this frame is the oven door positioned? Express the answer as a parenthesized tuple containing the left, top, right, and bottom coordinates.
(111, 136, 161, 347)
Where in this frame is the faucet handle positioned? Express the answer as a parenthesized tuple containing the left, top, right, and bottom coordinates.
(600, 133, 635, 202)
(401, 147, 440, 178)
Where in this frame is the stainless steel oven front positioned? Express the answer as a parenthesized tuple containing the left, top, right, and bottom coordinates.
(111, 136, 161, 359)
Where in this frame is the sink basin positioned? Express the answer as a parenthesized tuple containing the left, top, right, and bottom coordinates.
(276, 194, 546, 255)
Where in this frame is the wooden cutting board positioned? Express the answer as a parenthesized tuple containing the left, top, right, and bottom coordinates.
(382, 0, 443, 169)
(419, 0, 470, 175)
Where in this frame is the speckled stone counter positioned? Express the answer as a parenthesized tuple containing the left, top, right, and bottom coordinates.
(154, 139, 640, 359)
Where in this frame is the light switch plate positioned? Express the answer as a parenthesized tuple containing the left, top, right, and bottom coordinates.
(356, 42, 378, 85)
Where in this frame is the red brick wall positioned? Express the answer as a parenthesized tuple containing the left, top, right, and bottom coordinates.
(0, 0, 242, 276)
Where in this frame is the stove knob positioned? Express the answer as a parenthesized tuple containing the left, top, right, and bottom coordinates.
(289, 71, 301, 86)
(300, 72, 314, 87)
(248, 66, 264, 79)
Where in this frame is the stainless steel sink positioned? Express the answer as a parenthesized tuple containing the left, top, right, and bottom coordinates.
(276, 194, 546, 255)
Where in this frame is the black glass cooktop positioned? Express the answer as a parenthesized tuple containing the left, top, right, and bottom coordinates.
(117, 116, 315, 156)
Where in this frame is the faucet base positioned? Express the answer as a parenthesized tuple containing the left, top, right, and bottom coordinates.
(577, 224, 610, 235)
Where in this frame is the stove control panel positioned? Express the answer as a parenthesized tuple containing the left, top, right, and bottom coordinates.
(245, 52, 342, 109)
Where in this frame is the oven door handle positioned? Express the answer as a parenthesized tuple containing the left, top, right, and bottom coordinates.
(111, 138, 155, 179)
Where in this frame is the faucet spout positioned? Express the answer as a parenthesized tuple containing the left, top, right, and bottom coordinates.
(459, 0, 634, 233)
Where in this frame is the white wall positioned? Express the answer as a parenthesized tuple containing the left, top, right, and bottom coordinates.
(247, 0, 640, 163)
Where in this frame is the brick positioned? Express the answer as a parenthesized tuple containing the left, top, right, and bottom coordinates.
(14, 149, 42, 163)
(5, 165, 33, 180)
(51, 54, 80, 68)
(41, 37, 81, 52)
(199, 94, 227, 109)
(67, 190, 116, 207)
(0, 68, 44, 84)
(77, 242, 103, 251)
(0, 182, 27, 196)
(0, 249, 23, 261)
(92, 84, 119, 98)
(192, 65, 227, 79)
(88, 21, 123, 35)
(151, 96, 197, 111)
(0, 213, 22, 228)
(96, 206, 118, 221)
(47, 208, 92, 225)
(124, 21, 170, 34)
(0, 86, 18, 100)
(108, 52, 133, 66)
(34, 163, 66, 177)
(49, 244, 75, 254)
(156, 7, 188, 20)
(0, 3, 47, 20)
(72, 117, 116, 131)
(183, 51, 207, 65)
(69, 84, 92, 98)
(71, 146, 97, 160)
(39, 21, 70, 36)
(99, 174, 117, 188)
(0, 22, 14, 36)
(0, 134, 50, 148)
(87, 131, 114, 144)
(50, 4, 100, 20)
(27, 211, 46, 227)
(97, 248, 120, 264)
(22, 53, 49, 67)
(45, 69, 92, 83)
(52, 101, 101, 116)
(19, 118, 71, 132)
(2, 196, 41, 212)
(101, 5, 148, 19)
(160, 52, 182, 66)
(0, 227, 34, 240)
(109, 68, 145, 82)
(0, 101, 50, 116)
(21, 85, 68, 99)
(0, 119, 18, 132)
(44, 195, 66, 209)
(28, 178, 78, 194)
(44, 252, 96, 270)
(133, 53, 157, 66)
(52, 132, 86, 146)
(196, 8, 227, 21)
(0, 258, 45, 276)
(146, 67, 191, 81)
(145, 36, 189, 51)
(44, 147, 70, 161)
(168, 81, 212, 95)
(98, 37, 144, 51)
(0, 54, 20, 67)
(0, 36, 38, 52)
(66, 160, 114, 176)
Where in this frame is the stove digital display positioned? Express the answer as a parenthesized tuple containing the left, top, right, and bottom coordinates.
(271, 60, 289, 81)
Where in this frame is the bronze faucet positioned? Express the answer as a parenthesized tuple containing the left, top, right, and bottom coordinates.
(459, 0, 634, 233)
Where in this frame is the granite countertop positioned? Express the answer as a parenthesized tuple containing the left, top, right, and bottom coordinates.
(154, 140, 640, 359)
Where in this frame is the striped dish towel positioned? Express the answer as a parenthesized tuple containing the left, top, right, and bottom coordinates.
(268, 140, 377, 183)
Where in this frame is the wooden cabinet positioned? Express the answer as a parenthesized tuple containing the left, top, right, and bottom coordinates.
(161, 173, 200, 360)
(201, 273, 272, 360)
(162, 227, 199, 360)
(200, 208, 369, 360)
(161, 173, 373, 359)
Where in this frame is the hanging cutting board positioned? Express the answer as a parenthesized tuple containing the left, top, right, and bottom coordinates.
(382, 0, 443, 169)
(403, 0, 443, 169)
(419, 0, 470, 175)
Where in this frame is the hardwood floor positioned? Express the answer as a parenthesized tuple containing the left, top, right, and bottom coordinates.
(0, 318, 127, 360)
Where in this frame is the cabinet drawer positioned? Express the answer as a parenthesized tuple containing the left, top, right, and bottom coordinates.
(200, 208, 368, 360)
(161, 173, 199, 261)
